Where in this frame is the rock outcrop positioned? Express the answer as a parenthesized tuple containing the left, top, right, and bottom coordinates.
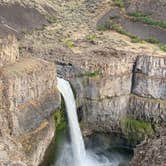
(130, 125, 166, 166)
(0, 36, 60, 166)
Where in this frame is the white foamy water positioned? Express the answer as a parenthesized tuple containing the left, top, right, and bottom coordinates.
(56, 77, 128, 166)
(57, 77, 86, 166)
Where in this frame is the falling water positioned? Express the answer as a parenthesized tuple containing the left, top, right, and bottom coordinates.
(56, 77, 132, 166)
(57, 77, 86, 166)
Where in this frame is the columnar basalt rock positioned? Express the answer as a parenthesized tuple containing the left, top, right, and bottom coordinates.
(84, 96, 130, 133)
(1, 57, 59, 136)
(129, 55, 166, 166)
(130, 55, 166, 124)
(128, 94, 166, 124)
(0, 36, 60, 166)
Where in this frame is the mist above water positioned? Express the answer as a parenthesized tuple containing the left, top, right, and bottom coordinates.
(55, 140, 131, 166)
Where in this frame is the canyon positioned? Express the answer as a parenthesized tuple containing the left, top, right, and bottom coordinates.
(0, 0, 166, 166)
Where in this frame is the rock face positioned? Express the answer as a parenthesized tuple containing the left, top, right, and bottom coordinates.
(130, 125, 166, 166)
(128, 55, 166, 165)
(56, 48, 135, 133)
(125, 0, 166, 21)
(133, 56, 166, 100)
(57, 48, 166, 135)
(130, 56, 166, 124)
(0, 36, 60, 166)
(1, 57, 59, 136)
(128, 95, 166, 124)
(0, 35, 19, 67)
(0, 3, 48, 37)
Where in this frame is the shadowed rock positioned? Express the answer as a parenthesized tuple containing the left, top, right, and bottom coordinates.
(0, 3, 48, 38)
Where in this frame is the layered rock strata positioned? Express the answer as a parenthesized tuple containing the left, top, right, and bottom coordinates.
(57, 49, 166, 135)
(129, 55, 166, 124)
(0, 36, 60, 166)
(57, 48, 136, 133)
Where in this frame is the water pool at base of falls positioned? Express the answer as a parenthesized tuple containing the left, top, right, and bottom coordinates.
(54, 132, 133, 166)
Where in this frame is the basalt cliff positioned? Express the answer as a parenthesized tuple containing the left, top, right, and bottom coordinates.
(0, 36, 60, 166)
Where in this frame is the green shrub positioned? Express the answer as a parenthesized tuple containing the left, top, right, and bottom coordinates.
(129, 12, 166, 29)
(97, 21, 112, 31)
(64, 39, 75, 48)
(97, 21, 127, 34)
(53, 99, 67, 163)
(122, 117, 154, 144)
(85, 34, 97, 43)
(47, 16, 57, 24)
(159, 44, 166, 52)
(113, 0, 124, 8)
(77, 70, 101, 78)
(111, 23, 127, 35)
(54, 97, 67, 131)
(97, 21, 142, 43)
(130, 36, 142, 43)
(110, 23, 143, 43)
(129, 12, 147, 18)
(145, 37, 159, 44)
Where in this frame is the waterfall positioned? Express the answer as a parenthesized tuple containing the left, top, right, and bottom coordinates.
(56, 77, 127, 166)
(57, 77, 86, 166)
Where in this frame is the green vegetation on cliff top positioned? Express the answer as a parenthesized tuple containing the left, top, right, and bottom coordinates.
(144, 37, 159, 44)
(97, 21, 143, 43)
(129, 12, 166, 29)
(97, 20, 166, 52)
(64, 39, 75, 48)
(113, 0, 124, 8)
(159, 44, 166, 52)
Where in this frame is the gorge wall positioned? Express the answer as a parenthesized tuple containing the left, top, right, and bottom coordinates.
(56, 48, 166, 165)
(0, 36, 60, 166)
(57, 49, 166, 135)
